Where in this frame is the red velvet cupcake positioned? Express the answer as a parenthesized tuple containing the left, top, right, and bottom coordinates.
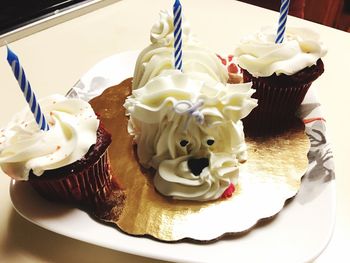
(241, 59, 324, 134)
(0, 94, 113, 208)
(28, 124, 112, 207)
(235, 27, 327, 135)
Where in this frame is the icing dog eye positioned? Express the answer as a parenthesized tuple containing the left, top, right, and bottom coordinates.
(179, 139, 189, 147)
(202, 136, 215, 146)
(207, 139, 215, 146)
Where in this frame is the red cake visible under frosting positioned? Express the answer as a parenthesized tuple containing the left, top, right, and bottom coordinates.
(28, 123, 113, 207)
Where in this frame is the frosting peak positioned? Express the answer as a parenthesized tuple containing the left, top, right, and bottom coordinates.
(132, 10, 228, 89)
(150, 10, 192, 46)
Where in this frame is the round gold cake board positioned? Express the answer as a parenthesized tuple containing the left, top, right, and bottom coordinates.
(90, 78, 310, 242)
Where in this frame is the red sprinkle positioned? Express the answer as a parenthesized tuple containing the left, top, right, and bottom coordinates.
(228, 55, 234, 62)
(228, 63, 239, 74)
(221, 183, 235, 198)
(303, 117, 326, 124)
(216, 54, 227, 65)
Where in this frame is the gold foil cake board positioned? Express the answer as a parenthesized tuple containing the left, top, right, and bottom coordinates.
(90, 78, 310, 242)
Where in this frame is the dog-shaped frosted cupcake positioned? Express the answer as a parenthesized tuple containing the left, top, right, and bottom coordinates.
(124, 70, 256, 201)
(125, 11, 256, 201)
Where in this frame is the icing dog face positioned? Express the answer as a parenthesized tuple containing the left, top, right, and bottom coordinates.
(124, 70, 257, 201)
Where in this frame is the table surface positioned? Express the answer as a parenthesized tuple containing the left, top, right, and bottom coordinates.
(0, 0, 349, 262)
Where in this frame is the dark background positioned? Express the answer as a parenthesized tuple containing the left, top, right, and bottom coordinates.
(1, 0, 349, 35)
(0, 0, 89, 35)
(238, 0, 350, 32)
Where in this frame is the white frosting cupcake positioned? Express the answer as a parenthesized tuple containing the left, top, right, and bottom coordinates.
(0, 95, 113, 206)
(234, 27, 327, 134)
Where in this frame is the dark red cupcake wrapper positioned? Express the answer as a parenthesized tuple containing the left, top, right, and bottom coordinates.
(242, 70, 315, 135)
(29, 149, 113, 208)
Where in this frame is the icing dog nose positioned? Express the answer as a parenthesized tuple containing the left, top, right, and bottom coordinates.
(187, 158, 209, 176)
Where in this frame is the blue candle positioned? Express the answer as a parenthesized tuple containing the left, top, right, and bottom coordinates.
(275, 0, 290, 44)
(173, 0, 183, 71)
(6, 46, 49, 131)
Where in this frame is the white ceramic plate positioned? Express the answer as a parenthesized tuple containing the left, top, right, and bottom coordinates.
(10, 51, 336, 263)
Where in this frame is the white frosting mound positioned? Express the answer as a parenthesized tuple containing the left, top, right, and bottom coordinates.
(124, 71, 257, 201)
(132, 10, 228, 89)
(235, 27, 327, 77)
(0, 94, 99, 181)
(154, 153, 239, 201)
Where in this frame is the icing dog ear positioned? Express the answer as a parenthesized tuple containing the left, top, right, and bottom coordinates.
(219, 82, 257, 122)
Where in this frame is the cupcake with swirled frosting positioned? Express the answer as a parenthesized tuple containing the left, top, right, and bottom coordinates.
(235, 27, 327, 134)
(0, 94, 113, 207)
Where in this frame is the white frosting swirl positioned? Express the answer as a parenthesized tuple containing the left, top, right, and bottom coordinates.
(124, 71, 257, 201)
(0, 94, 99, 181)
(150, 9, 191, 46)
(154, 153, 238, 201)
(235, 27, 327, 77)
(132, 10, 228, 89)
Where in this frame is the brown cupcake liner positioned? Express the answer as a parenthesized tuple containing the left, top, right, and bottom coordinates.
(29, 149, 113, 208)
(242, 70, 313, 135)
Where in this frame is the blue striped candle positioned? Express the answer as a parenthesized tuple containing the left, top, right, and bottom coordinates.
(275, 0, 290, 44)
(6, 46, 50, 131)
(173, 0, 183, 71)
